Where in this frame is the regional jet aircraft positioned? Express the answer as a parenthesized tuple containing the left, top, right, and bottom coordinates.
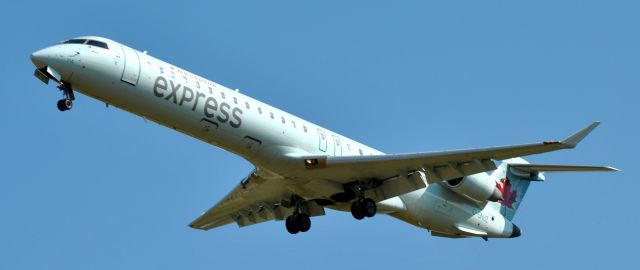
(30, 36, 617, 239)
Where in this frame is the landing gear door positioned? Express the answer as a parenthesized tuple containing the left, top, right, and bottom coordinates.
(318, 129, 327, 152)
(120, 44, 141, 85)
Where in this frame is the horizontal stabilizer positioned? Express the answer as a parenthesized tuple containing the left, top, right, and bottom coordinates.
(510, 164, 619, 174)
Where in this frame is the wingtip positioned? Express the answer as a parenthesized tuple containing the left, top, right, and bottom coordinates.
(561, 121, 601, 147)
(605, 166, 621, 172)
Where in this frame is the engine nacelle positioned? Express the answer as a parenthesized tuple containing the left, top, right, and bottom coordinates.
(445, 173, 503, 203)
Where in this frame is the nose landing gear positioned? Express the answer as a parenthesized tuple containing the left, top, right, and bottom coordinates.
(56, 81, 75, 112)
(56, 99, 72, 111)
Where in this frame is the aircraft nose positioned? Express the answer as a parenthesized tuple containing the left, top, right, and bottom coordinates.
(30, 47, 55, 69)
(510, 224, 522, 238)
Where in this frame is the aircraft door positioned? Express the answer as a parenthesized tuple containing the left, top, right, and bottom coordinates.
(318, 129, 327, 152)
(120, 44, 141, 85)
(332, 135, 342, 156)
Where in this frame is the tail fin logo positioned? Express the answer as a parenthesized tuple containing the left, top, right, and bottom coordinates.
(496, 178, 517, 209)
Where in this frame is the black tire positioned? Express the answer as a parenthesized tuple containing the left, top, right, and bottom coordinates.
(285, 215, 300, 234)
(63, 99, 73, 110)
(351, 200, 365, 220)
(297, 213, 311, 232)
(362, 198, 377, 218)
(57, 99, 67, 111)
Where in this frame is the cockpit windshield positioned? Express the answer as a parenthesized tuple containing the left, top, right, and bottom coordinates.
(62, 39, 109, 50)
(63, 39, 87, 44)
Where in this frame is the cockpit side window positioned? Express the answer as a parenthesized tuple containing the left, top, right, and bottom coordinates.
(63, 39, 87, 44)
(86, 40, 109, 50)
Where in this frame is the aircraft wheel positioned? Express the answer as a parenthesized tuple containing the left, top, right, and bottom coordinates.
(297, 213, 311, 232)
(57, 99, 72, 111)
(362, 198, 377, 218)
(351, 200, 365, 220)
(286, 215, 300, 234)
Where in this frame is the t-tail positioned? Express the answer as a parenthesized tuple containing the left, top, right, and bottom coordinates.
(489, 157, 617, 221)
(488, 158, 536, 220)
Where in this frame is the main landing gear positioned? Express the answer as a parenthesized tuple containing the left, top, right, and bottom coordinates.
(351, 198, 377, 220)
(349, 184, 377, 220)
(285, 197, 312, 234)
(56, 81, 75, 112)
(285, 212, 311, 234)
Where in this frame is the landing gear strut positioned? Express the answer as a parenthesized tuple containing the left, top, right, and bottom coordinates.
(56, 81, 75, 112)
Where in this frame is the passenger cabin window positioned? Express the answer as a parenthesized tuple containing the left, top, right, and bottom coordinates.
(291, 121, 296, 128)
(221, 92, 226, 99)
(258, 107, 263, 114)
(281, 117, 286, 124)
(245, 102, 250, 109)
(86, 40, 109, 49)
(270, 112, 274, 119)
(208, 87, 213, 94)
(233, 97, 238, 104)
(303, 126, 308, 133)
(359, 149, 363, 156)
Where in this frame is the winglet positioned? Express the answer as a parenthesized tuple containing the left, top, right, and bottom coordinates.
(561, 121, 600, 148)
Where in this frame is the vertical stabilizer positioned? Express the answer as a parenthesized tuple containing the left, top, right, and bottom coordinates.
(488, 158, 542, 220)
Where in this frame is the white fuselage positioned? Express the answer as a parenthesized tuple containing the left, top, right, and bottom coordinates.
(30, 36, 517, 238)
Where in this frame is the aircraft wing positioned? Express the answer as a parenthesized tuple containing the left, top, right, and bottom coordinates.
(302, 122, 601, 186)
(189, 170, 325, 231)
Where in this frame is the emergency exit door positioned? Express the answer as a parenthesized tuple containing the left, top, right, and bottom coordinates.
(332, 135, 342, 156)
(318, 129, 327, 152)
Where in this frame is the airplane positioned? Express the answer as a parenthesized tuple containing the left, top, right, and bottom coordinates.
(30, 36, 617, 240)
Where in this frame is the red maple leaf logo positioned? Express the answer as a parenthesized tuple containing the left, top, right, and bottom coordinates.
(496, 178, 517, 209)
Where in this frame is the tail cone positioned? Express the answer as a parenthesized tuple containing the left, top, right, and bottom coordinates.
(510, 224, 522, 238)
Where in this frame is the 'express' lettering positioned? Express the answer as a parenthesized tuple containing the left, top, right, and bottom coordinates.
(204, 97, 218, 118)
(152, 75, 243, 128)
(230, 107, 242, 128)
(165, 80, 180, 103)
(153, 76, 167, 97)
(217, 102, 230, 123)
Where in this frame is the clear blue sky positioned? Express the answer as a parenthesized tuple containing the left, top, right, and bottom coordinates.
(1, 1, 637, 269)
